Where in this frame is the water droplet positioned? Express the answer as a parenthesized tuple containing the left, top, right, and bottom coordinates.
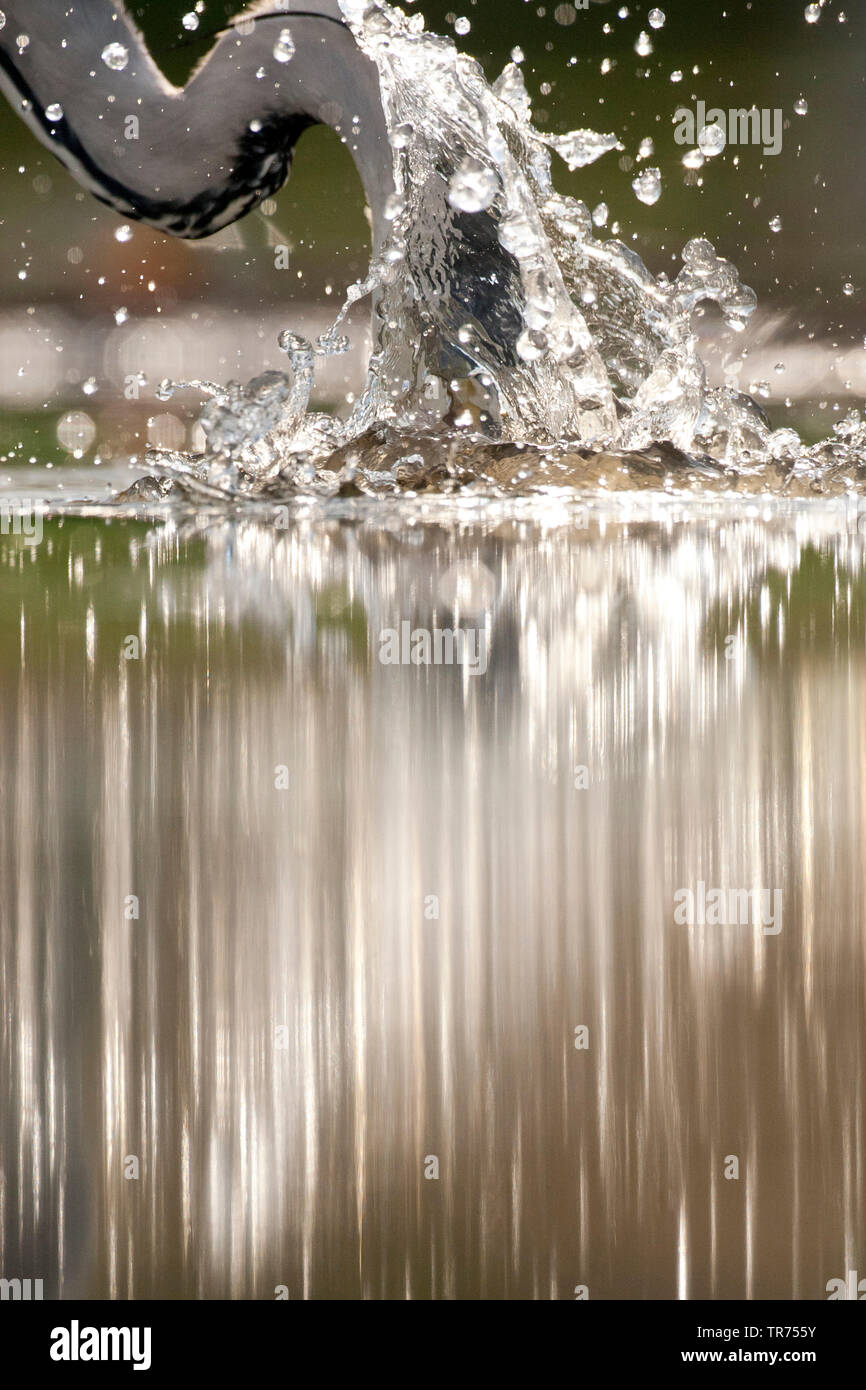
(0, 14, 6, 32)
(182, 11, 199, 30)
(698, 123, 726, 156)
(16, 33, 29, 52)
(794, 97, 808, 115)
(592, 202, 609, 227)
(101, 42, 129, 72)
(511, 46, 525, 63)
(114, 224, 133, 243)
(384, 192, 404, 222)
(56, 411, 96, 453)
(82, 377, 98, 396)
(843, 281, 855, 296)
(769, 215, 782, 233)
(804, 3, 821, 21)
(638, 137, 654, 159)
(249, 118, 263, 133)
(516, 329, 548, 363)
(45, 103, 63, 122)
(632, 167, 662, 205)
(448, 158, 498, 214)
(682, 148, 705, 169)
(634, 31, 653, 56)
(113, 307, 129, 326)
(273, 28, 295, 63)
(670, 69, 683, 83)
(545, 128, 619, 170)
(648, 7, 666, 27)
(454, 17, 471, 36)
(389, 123, 413, 150)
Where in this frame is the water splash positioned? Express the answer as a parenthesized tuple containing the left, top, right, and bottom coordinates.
(141, 0, 866, 505)
(100, 41, 129, 72)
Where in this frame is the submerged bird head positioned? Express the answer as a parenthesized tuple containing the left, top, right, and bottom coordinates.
(0, 1, 396, 245)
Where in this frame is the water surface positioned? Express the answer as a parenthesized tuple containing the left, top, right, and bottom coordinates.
(2, 496, 864, 1299)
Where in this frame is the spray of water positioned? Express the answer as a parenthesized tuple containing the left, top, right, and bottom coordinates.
(143, 0, 866, 504)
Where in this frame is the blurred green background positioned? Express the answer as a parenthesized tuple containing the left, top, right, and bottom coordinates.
(0, 0, 863, 469)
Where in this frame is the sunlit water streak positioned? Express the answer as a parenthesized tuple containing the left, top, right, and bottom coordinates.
(0, 498, 864, 1299)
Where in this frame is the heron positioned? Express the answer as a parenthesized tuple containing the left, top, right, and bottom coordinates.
(0, 0, 530, 430)
(0, 1, 397, 246)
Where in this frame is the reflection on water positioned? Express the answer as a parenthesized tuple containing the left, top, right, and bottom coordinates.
(1, 498, 865, 1300)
